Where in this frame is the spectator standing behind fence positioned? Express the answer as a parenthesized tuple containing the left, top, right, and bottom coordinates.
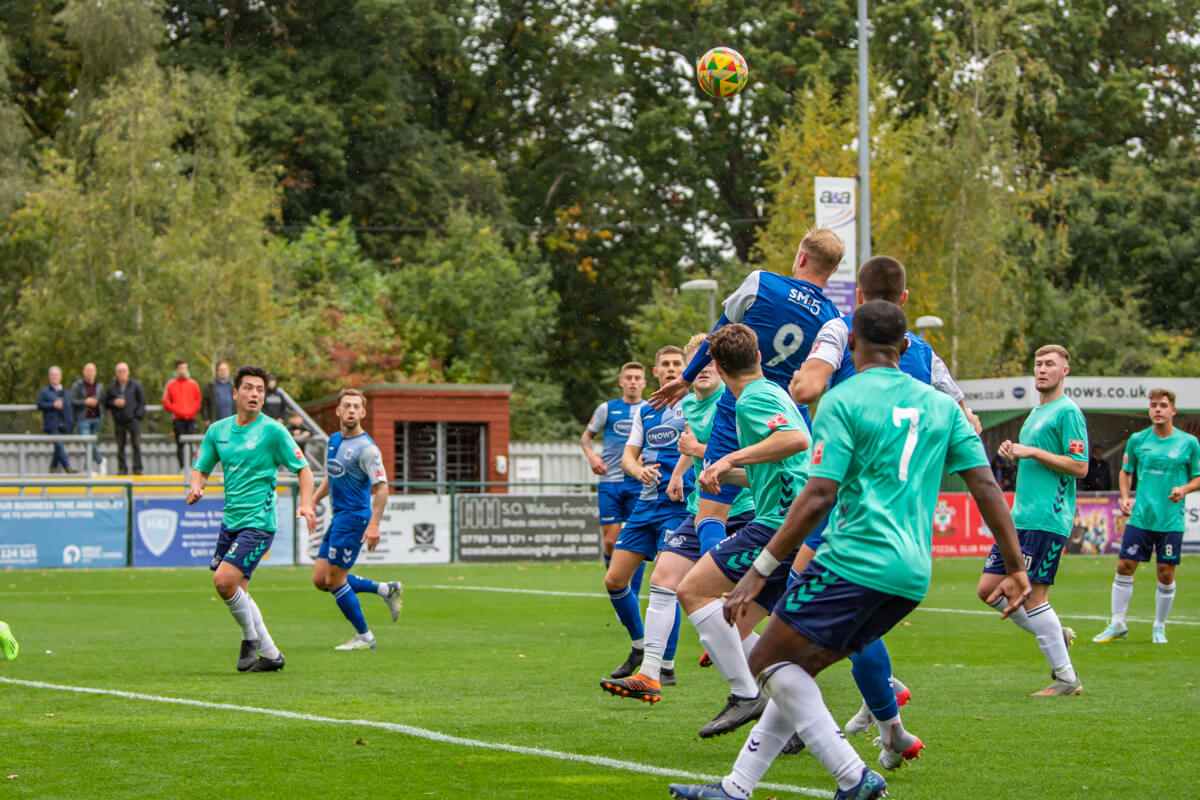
(202, 362, 235, 424)
(106, 362, 146, 475)
(263, 374, 287, 421)
(1080, 445, 1113, 491)
(37, 366, 75, 474)
(163, 359, 202, 471)
(69, 362, 106, 475)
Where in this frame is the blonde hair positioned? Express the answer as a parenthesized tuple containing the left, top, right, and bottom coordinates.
(799, 228, 845, 275)
(1034, 344, 1070, 363)
(337, 387, 367, 407)
(684, 333, 708, 360)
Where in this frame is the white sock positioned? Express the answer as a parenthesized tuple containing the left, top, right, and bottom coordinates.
(891, 675, 908, 698)
(741, 630, 761, 658)
(1111, 574, 1134, 625)
(1155, 581, 1176, 626)
(1026, 602, 1075, 682)
(721, 700, 794, 799)
(875, 713, 916, 753)
(764, 663, 865, 791)
(376, 582, 390, 598)
(640, 585, 677, 681)
(662, 659, 675, 670)
(224, 588, 256, 640)
(989, 595, 1037, 635)
(245, 593, 281, 659)
(631, 637, 645, 649)
(688, 599, 758, 698)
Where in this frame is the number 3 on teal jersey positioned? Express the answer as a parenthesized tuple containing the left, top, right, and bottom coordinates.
(764, 323, 805, 368)
(892, 407, 921, 481)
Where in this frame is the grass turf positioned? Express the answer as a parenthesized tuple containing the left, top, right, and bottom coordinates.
(1, 555, 1197, 799)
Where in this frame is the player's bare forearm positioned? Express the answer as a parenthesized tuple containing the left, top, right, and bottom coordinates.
(1022, 446, 1088, 478)
(1119, 469, 1132, 502)
(763, 477, 838, 562)
(725, 429, 809, 468)
(789, 361, 833, 405)
(186, 470, 209, 504)
(313, 477, 329, 505)
(370, 481, 389, 526)
(621, 444, 643, 479)
(724, 468, 749, 488)
(296, 466, 315, 506)
(962, 467, 1023, 574)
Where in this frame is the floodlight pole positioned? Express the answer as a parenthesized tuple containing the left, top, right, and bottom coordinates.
(857, 0, 871, 264)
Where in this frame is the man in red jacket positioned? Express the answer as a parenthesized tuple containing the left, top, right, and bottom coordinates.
(163, 359, 203, 470)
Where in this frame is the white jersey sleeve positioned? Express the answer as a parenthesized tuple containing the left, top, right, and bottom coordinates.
(722, 271, 761, 323)
(930, 352, 965, 403)
(806, 317, 849, 368)
(587, 401, 607, 434)
(358, 443, 389, 485)
(626, 409, 646, 449)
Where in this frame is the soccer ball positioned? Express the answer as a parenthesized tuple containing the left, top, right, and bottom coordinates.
(696, 47, 749, 98)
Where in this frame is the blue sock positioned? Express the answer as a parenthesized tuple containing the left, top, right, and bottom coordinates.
(604, 553, 611, 568)
(332, 583, 370, 635)
(630, 560, 646, 597)
(850, 638, 898, 720)
(697, 517, 727, 554)
(608, 585, 644, 642)
(346, 573, 380, 595)
(663, 601, 682, 661)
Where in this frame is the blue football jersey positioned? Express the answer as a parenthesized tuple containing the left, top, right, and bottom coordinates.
(587, 397, 645, 484)
(326, 431, 388, 517)
(723, 270, 841, 391)
(626, 399, 692, 503)
(811, 314, 958, 398)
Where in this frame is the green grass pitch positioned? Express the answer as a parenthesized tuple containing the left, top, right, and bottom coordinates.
(1, 556, 1197, 799)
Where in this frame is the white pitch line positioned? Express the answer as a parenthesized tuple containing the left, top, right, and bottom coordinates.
(422, 585, 1200, 627)
(4, 583, 1199, 626)
(0, 677, 831, 799)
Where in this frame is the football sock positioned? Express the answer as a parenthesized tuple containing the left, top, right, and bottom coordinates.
(689, 599, 757, 698)
(891, 675, 909, 699)
(876, 711, 918, 754)
(663, 600, 681, 662)
(245, 593, 280, 659)
(850, 638, 898, 720)
(346, 573, 380, 595)
(1026, 602, 1075, 682)
(333, 582, 370, 635)
(696, 517, 727, 555)
(224, 588, 257, 640)
(640, 586, 677, 681)
(608, 585, 644, 642)
(764, 662, 865, 791)
(741, 630, 760, 658)
(1111, 573, 1134, 624)
(603, 553, 611, 568)
(721, 700, 794, 800)
(1155, 581, 1176, 626)
(988, 595, 1037, 634)
(630, 561, 646, 597)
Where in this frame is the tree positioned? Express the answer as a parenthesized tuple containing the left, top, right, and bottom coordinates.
(390, 209, 572, 439)
(5, 59, 288, 397)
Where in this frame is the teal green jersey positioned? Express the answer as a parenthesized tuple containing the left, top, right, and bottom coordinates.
(734, 378, 810, 530)
(809, 368, 988, 602)
(1011, 394, 1088, 536)
(193, 413, 309, 531)
(682, 385, 755, 517)
(1124, 427, 1200, 532)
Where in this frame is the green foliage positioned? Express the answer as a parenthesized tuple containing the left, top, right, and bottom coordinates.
(3, 59, 286, 396)
(390, 209, 571, 439)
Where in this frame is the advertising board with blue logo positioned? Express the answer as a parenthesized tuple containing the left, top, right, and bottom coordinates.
(296, 494, 451, 565)
(0, 496, 127, 568)
(133, 494, 296, 567)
